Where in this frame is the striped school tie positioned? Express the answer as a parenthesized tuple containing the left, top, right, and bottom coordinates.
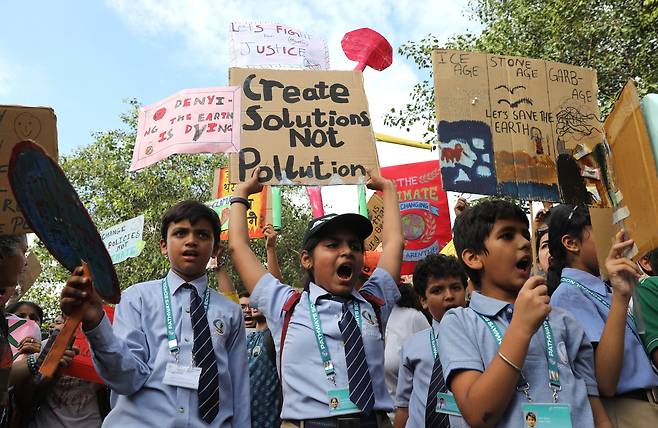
(426, 356, 450, 428)
(338, 300, 375, 414)
(186, 284, 219, 423)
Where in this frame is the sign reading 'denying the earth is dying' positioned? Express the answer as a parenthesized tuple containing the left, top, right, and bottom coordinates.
(229, 68, 380, 185)
(433, 50, 611, 206)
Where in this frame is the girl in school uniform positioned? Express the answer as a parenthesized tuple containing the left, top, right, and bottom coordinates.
(547, 204, 658, 427)
(228, 169, 404, 428)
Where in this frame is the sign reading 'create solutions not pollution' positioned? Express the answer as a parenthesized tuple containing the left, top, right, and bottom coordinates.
(229, 68, 380, 185)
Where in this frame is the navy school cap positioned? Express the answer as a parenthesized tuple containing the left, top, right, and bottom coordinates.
(302, 213, 373, 247)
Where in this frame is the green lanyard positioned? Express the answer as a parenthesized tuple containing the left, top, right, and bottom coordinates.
(161, 278, 210, 356)
(307, 294, 362, 385)
(429, 326, 439, 359)
(561, 276, 638, 337)
(476, 312, 561, 402)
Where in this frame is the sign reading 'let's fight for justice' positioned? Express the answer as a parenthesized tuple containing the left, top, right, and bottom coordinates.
(229, 68, 380, 185)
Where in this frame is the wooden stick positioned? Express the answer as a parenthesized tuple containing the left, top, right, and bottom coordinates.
(38, 263, 91, 378)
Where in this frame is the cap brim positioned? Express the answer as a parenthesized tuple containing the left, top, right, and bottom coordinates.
(305, 213, 373, 245)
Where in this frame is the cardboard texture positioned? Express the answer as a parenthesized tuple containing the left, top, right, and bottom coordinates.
(432, 50, 611, 205)
(209, 167, 267, 240)
(16, 252, 41, 297)
(381, 161, 452, 276)
(589, 207, 615, 278)
(365, 193, 384, 252)
(604, 81, 658, 259)
(229, 68, 380, 185)
(131, 87, 241, 171)
(0, 106, 58, 234)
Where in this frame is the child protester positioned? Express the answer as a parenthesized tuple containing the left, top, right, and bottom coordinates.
(228, 168, 404, 428)
(637, 248, 658, 367)
(393, 254, 468, 428)
(60, 200, 250, 427)
(547, 205, 658, 425)
(438, 200, 610, 428)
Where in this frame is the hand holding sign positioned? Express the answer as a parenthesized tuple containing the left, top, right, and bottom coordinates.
(8, 141, 120, 378)
(341, 28, 393, 72)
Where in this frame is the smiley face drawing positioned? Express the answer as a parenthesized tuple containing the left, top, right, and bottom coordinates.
(14, 113, 42, 140)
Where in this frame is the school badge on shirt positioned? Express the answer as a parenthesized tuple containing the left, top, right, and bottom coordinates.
(213, 319, 225, 336)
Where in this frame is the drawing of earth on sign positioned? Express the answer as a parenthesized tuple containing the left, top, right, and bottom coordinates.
(438, 120, 497, 195)
(402, 213, 425, 240)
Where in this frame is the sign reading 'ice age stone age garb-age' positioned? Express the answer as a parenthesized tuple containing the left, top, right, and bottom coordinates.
(433, 50, 612, 206)
(0, 106, 58, 234)
(100, 215, 145, 264)
(229, 22, 330, 70)
(229, 68, 380, 185)
(381, 161, 452, 275)
(130, 87, 241, 171)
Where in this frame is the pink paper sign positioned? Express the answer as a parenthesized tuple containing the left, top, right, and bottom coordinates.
(130, 87, 241, 171)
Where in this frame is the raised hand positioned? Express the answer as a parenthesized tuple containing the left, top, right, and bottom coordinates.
(60, 266, 104, 329)
(511, 275, 551, 337)
(605, 231, 641, 298)
(365, 168, 394, 192)
(263, 224, 278, 249)
(234, 167, 264, 198)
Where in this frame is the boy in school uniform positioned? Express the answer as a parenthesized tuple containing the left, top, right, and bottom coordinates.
(228, 169, 404, 428)
(393, 254, 468, 428)
(437, 200, 611, 428)
(60, 200, 250, 427)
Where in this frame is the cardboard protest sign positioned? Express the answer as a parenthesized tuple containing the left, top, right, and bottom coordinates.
(209, 167, 267, 239)
(432, 50, 611, 206)
(365, 193, 384, 252)
(604, 81, 658, 259)
(0, 106, 58, 234)
(229, 22, 330, 70)
(381, 161, 452, 275)
(130, 87, 241, 171)
(229, 68, 380, 185)
(61, 306, 115, 384)
(101, 215, 145, 264)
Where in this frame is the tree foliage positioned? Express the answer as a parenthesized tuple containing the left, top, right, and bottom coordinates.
(26, 101, 311, 321)
(385, 0, 658, 140)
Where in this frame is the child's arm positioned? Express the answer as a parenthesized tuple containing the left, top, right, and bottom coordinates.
(263, 224, 284, 282)
(393, 408, 409, 428)
(595, 232, 641, 396)
(228, 169, 269, 294)
(448, 276, 550, 428)
(212, 246, 239, 304)
(589, 396, 613, 428)
(366, 170, 404, 279)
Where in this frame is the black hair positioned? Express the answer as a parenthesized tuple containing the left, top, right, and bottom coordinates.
(453, 200, 529, 287)
(557, 154, 592, 205)
(526, 411, 536, 420)
(413, 254, 467, 297)
(546, 204, 592, 294)
(6, 301, 44, 325)
(397, 283, 424, 310)
(0, 234, 27, 258)
(535, 225, 549, 263)
(160, 200, 221, 243)
(642, 247, 658, 274)
(238, 291, 250, 299)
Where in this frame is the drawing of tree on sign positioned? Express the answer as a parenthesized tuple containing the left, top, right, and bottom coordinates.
(437, 120, 497, 195)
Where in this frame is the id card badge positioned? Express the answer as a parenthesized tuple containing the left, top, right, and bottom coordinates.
(163, 363, 202, 390)
(436, 392, 462, 416)
(522, 403, 572, 428)
(327, 388, 359, 416)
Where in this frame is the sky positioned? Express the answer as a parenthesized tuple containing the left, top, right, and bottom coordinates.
(1, 0, 481, 216)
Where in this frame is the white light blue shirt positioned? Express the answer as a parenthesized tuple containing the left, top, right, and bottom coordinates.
(84, 270, 250, 427)
(250, 268, 400, 420)
(552, 267, 658, 393)
(395, 319, 468, 427)
(438, 292, 598, 428)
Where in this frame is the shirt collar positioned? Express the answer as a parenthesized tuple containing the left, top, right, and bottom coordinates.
(308, 282, 367, 304)
(561, 267, 607, 295)
(468, 291, 510, 317)
(166, 270, 208, 296)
